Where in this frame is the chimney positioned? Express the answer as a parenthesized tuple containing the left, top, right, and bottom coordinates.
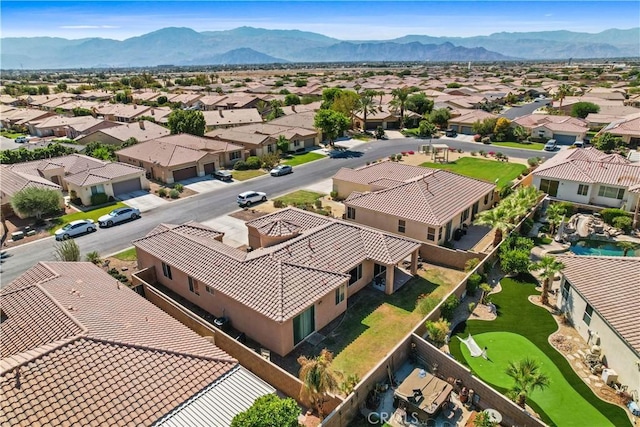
(133, 104, 137, 109)
(139, 121, 145, 130)
(150, 108, 155, 116)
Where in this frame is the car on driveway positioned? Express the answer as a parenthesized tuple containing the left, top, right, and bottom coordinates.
(14, 136, 27, 143)
(54, 219, 96, 240)
(98, 207, 141, 227)
(270, 165, 293, 176)
(237, 191, 267, 207)
(213, 170, 233, 181)
(543, 139, 557, 151)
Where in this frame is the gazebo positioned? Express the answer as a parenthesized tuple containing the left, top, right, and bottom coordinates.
(393, 368, 453, 422)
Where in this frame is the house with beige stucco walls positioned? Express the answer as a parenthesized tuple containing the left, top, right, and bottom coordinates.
(132, 209, 421, 356)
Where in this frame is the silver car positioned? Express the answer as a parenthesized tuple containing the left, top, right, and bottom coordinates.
(54, 219, 96, 240)
(237, 191, 267, 207)
(98, 207, 141, 227)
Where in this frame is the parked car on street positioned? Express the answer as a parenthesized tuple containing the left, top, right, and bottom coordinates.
(14, 136, 27, 143)
(270, 165, 293, 176)
(98, 207, 141, 227)
(543, 139, 557, 151)
(54, 219, 96, 240)
(237, 191, 267, 207)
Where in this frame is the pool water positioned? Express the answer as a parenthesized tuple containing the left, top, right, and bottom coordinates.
(570, 239, 639, 257)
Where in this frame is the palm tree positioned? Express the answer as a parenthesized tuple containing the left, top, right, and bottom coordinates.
(505, 357, 550, 407)
(298, 349, 340, 418)
(474, 206, 514, 248)
(618, 241, 639, 257)
(530, 256, 565, 305)
(556, 84, 572, 108)
(545, 203, 565, 235)
(276, 135, 290, 156)
(391, 87, 411, 128)
(357, 90, 377, 133)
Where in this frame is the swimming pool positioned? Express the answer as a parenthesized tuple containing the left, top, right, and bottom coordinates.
(569, 239, 639, 257)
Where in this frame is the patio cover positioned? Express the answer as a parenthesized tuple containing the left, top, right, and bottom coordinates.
(395, 368, 453, 416)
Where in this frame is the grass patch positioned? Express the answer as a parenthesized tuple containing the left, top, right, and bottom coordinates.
(274, 190, 325, 206)
(449, 275, 630, 427)
(491, 141, 545, 151)
(112, 247, 137, 261)
(420, 157, 527, 188)
(48, 202, 127, 233)
(1, 130, 27, 139)
(231, 169, 266, 181)
(282, 151, 325, 166)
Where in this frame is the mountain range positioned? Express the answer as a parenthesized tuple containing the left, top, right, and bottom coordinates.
(1, 26, 638, 69)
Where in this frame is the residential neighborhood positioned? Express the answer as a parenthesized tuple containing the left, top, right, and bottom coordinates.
(1, 14, 640, 427)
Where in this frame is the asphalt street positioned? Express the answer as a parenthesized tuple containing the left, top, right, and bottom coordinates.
(0, 137, 556, 284)
(500, 99, 551, 120)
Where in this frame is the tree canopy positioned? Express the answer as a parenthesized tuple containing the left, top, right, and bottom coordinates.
(167, 109, 206, 136)
(570, 101, 600, 119)
(11, 187, 62, 219)
(231, 394, 300, 427)
(314, 110, 349, 145)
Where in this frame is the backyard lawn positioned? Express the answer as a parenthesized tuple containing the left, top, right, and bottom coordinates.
(491, 141, 545, 151)
(47, 202, 127, 233)
(282, 151, 325, 166)
(449, 275, 630, 427)
(112, 247, 137, 261)
(232, 169, 266, 181)
(420, 157, 527, 188)
(274, 190, 325, 206)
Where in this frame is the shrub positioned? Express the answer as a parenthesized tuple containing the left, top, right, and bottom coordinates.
(85, 251, 101, 265)
(273, 199, 285, 208)
(314, 199, 322, 209)
(466, 273, 483, 295)
(464, 258, 481, 272)
(481, 136, 491, 144)
(478, 150, 486, 156)
(440, 294, 460, 320)
(527, 157, 542, 167)
(396, 154, 403, 161)
(169, 189, 180, 199)
(245, 156, 262, 170)
(468, 302, 477, 313)
(389, 155, 396, 161)
(470, 151, 477, 156)
(158, 188, 168, 197)
(480, 283, 492, 304)
(425, 318, 451, 346)
(54, 239, 80, 262)
(520, 218, 534, 236)
(601, 208, 629, 226)
(233, 160, 248, 170)
(90, 193, 108, 206)
(330, 191, 339, 200)
(174, 183, 184, 193)
(613, 215, 632, 233)
(107, 268, 128, 283)
(473, 134, 481, 142)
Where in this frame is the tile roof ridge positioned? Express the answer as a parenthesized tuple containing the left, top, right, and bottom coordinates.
(84, 336, 237, 363)
(359, 227, 392, 263)
(0, 335, 85, 375)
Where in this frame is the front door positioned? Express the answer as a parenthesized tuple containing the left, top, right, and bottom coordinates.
(472, 201, 479, 220)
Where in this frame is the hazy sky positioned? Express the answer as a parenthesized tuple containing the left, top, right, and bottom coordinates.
(1, 1, 638, 40)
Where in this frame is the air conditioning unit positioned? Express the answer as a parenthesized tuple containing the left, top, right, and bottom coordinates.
(601, 368, 618, 386)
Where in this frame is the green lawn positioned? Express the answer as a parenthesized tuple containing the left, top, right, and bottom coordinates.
(449, 275, 630, 427)
(1, 129, 27, 139)
(274, 190, 325, 206)
(420, 157, 527, 188)
(112, 247, 137, 261)
(231, 169, 266, 181)
(491, 141, 545, 151)
(282, 151, 325, 166)
(48, 202, 127, 233)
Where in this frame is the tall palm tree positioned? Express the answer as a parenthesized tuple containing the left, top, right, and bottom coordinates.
(505, 357, 550, 407)
(545, 203, 565, 235)
(298, 349, 340, 418)
(357, 90, 377, 133)
(391, 87, 411, 128)
(474, 205, 514, 248)
(556, 84, 572, 108)
(618, 241, 639, 257)
(530, 256, 565, 305)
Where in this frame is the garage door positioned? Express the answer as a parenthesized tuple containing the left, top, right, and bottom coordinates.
(172, 166, 198, 182)
(553, 134, 577, 145)
(203, 163, 215, 174)
(460, 126, 473, 135)
(112, 178, 142, 195)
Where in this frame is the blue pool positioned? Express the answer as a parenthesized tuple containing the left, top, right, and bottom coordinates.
(569, 240, 639, 257)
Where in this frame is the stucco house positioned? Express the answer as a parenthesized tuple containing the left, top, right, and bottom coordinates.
(202, 108, 263, 130)
(75, 120, 170, 145)
(207, 122, 318, 156)
(335, 162, 495, 246)
(598, 113, 640, 148)
(513, 114, 588, 145)
(555, 255, 640, 396)
(132, 210, 421, 356)
(116, 133, 245, 183)
(531, 148, 640, 212)
(0, 166, 62, 217)
(448, 109, 498, 135)
(353, 107, 399, 131)
(27, 115, 118, 138)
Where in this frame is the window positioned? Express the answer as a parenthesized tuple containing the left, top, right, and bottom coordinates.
(90, 184, 105, 195)
(346, 206, 356, 220)
(205, 285, 212, 294)
(188, 276, 200, 295)
(561, 281, 570, 301)
(293, 140, 301, 147)
(577, 184, 589, 196)
(335, 285, 345, 305)
(374, 263, 386, 277)
(484, 193, 489, 204)
(460, 208, 469, 223)
(293, 306, 315, 345)
(539, 179, 559, 197)
(398, 220, 406, 233)
(597, 186, 624, 200)
(348, 264, 363, 286)
(438, 227, 443, 241)
(161, 262, 172, 279)
(582, 304, 593, 325)
(267, 144, 274, 153)
(427, 227, 436, 241)
(230, 151, 241, 160)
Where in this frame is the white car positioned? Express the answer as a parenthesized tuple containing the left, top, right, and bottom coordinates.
(237, 191, 267, 207)
(54, 219, 96, 240)
(98, 207, 141, 227)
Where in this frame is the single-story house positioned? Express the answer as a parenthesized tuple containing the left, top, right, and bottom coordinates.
(513, 114, 588, 145)
(0, 166, 62, 217)
(199, 94, 262, 111)
(202, 108, 263, 130)
(75, 120, 170, 145)
(531, 147, 640, 212)
(448, 109, 498, 135)
(353, 107, 399, 131)
(95, 103, 152, 123)
(1, 261, 274, 426)
(556, 255, 640, 396)
(336, 162, 495, 246)
(598, 113, 640, 147)
(116, 133, 245, 183)
(133, 209, 421, 355)
(27, 115, 118, 138)
(207, 122, 318, 156)
(0, 108, 56, 130)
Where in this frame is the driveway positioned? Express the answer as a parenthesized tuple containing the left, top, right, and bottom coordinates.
(116, 190, 168, 212)
(180, 175, 237, 193)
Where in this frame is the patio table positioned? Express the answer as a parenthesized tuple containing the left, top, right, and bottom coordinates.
(484, 408, 502, 423)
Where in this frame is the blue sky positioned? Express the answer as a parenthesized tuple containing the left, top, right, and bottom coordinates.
(1, 1, 638, 40)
